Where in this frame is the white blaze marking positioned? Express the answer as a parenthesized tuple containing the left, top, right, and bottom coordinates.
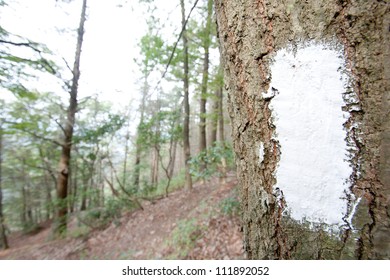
(266, 43, 353, 225)
(259, 142, 265, 165)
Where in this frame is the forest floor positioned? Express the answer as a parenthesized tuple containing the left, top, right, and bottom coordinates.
(0, 173, 245, 260)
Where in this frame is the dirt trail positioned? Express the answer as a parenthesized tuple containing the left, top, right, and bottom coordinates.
(0, 174, 244, 260)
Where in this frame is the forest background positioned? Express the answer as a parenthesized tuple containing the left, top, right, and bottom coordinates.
(0, 0, 233, 251)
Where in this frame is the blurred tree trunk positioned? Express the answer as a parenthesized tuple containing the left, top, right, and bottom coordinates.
(210, 89, 218, 146)
(0, 122, 9, 249)
(38, 147, 54, 220)
(199, 0, 213, 171)
(181, 0, 193, 190)
(54, 0, 87, 236)
(134, 77, 148, 191)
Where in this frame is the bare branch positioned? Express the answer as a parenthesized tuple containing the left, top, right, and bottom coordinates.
(62, 57, 73, 74)
(54, 119, 66, 135)
(0, 39, 42, 54)
(5, 121, 64, 147)
(106, 156, 144, 210)
(150, 0, 200, 96)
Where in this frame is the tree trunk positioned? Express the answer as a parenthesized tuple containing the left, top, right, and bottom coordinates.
(70, 156, 78, 213)
(210, 88, 218, 146)
(38, 147, 54, 220)
(21, 158, 33, 228)
(181, 0, 193, 190)
(151, 146, 159, 188)
(0, 123, 9, 250)
(217, 86, 224, 143)
(217, 86, 227, 183)
(80, 169, 88, 211)
(54, 0, 87, 236)
(215, 0, 390, 259)
(134, 77, 148, 191)
(199, 0, 213, 170)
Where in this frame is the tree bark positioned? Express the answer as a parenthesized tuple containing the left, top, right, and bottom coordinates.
(215, 0, 390, 259)
(181, 0, 193, 190)
(54, 0, 87, 236)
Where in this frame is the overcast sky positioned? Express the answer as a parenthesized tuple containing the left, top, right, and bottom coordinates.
(0, 0, 180, 108)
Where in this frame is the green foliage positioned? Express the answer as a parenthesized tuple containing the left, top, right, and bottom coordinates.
(143, 169, 186, 198)
(219, 196, 241, 217)
(137, 109, 182, 148)
(68, 226, 90, 239)
(75, 110, 126, 144)
(77, 197, 137, 230)
(7, 84, 39, 100)
(137, 33, 165, 74)
(189, 142, 234, 180)
(167, 218, 205, 258)
(21, 221, 42, 235)
(0, 19, 57, 95)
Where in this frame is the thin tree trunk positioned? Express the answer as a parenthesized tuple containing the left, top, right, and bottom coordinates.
(199, 0, 213, 172)
(181, 0, 193, 190)
(151, 147, 159, 188)
(217, 86, 227, 183)
(168, 140, 178, 179)
(210, 89, 218, 146)
(134, 77, 148, 190)
(42, 167, 53, 220)
(71, 157, 78, 213)
(122, 128, 130, 189)
(80, 169, 88, 211)
(54, 0, 87, 236)
(0, 123, 9, 249)
(38, 148, 53, 220)
(21, 158, 33, 227)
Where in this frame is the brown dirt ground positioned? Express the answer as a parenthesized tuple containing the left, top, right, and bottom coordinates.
(0, 173, 245, 260)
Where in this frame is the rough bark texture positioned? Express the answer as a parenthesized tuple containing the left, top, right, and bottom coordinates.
(54, 0, 87, 236)
(215, 0, 389, 259)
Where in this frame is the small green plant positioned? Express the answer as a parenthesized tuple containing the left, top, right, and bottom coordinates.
(77, 197, 136, 230)
(189, 142, 234, 180)
(219, 197, 241, 217)
(69, 226, 90, 239)
(167, 218, 205, 258)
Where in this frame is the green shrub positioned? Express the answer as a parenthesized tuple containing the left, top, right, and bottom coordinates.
(219, 196, 241, 217)
(189, 142, 234, 180)
(167, 218, 205, 258)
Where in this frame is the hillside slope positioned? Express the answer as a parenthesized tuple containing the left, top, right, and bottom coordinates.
(0, 174, 244, 260)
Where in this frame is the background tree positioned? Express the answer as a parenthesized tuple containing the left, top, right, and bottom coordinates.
(54, 0, 87, 236)
(180, 0, 193, 191)
(198, 0, 213, 173)
(0, 115, 9, 249)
